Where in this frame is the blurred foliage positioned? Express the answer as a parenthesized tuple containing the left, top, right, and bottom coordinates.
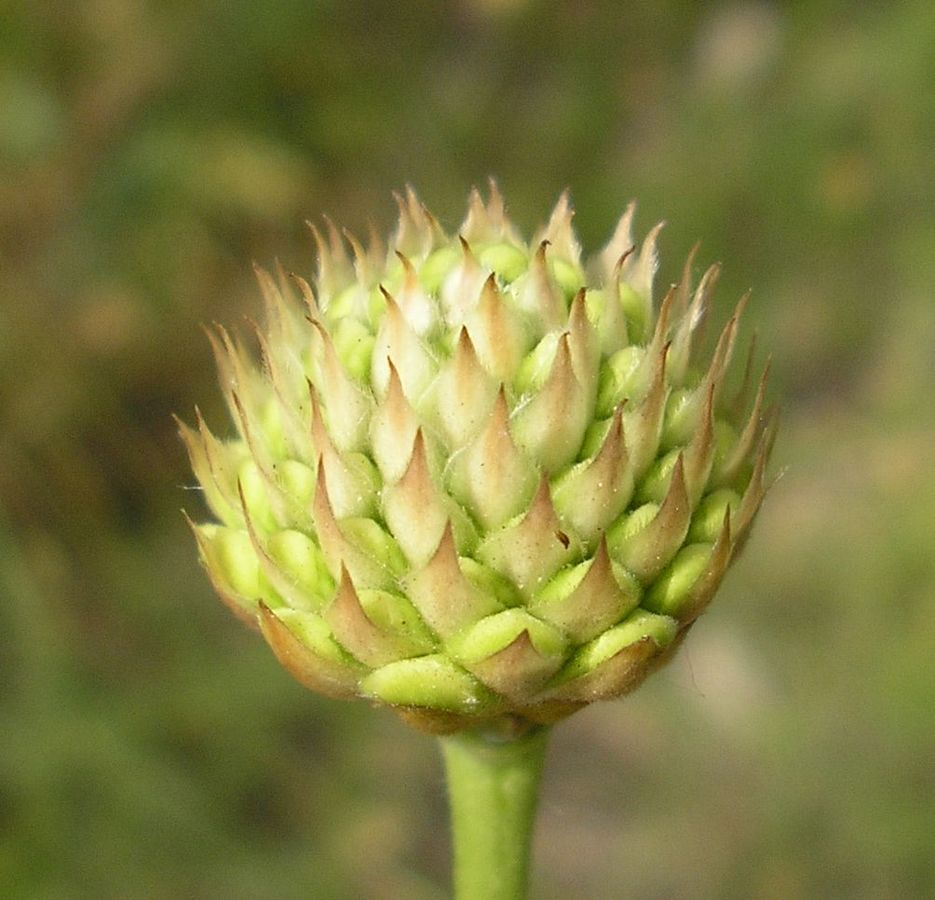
(2, 1, 935, 897)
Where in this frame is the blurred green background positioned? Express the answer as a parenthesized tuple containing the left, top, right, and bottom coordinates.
(2, 1, 934, 897)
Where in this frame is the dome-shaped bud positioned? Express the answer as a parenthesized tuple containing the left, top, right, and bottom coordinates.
(182, 186, 776, 734)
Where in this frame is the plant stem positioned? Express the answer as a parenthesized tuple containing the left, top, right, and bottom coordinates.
(439, 725, 550, 900)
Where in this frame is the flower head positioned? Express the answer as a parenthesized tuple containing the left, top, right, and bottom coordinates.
(180, 184, 775, 734)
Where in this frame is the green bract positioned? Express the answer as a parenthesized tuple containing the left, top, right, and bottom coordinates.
(180, 185, 775, 734)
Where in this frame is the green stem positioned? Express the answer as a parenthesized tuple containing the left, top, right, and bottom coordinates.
(439, 725, 550, 900)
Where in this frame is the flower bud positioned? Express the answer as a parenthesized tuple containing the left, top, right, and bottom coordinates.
(181, 185, 775, 734)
